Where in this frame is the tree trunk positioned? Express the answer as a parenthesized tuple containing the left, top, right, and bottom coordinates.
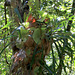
(5, 0, 52, 75)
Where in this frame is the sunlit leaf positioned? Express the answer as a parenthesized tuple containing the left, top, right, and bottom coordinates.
(33, 28, 41, 44)
(1, 21, 12, 30)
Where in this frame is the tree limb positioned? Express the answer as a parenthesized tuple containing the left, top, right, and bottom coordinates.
(67, 0, 75, 31)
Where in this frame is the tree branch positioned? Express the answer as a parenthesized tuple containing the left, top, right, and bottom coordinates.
(67, 0, 75, 31)
(5, 0, 11, 6)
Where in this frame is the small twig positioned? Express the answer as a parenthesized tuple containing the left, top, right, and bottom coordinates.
(4, 0, 9, 65)
(4, 1, 7, 25)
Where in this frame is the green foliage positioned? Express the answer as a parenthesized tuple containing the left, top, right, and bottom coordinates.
(14, 8, 23, 23)
(33, 28, 41, 44)
(33, 66, 39, 75)
(0, 0, 75, 75)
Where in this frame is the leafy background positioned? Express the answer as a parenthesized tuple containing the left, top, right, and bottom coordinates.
(0, 0, 75, 75)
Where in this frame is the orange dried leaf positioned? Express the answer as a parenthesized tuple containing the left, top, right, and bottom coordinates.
(32, 17, 36, 23)
(27, 14, 33, 22)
